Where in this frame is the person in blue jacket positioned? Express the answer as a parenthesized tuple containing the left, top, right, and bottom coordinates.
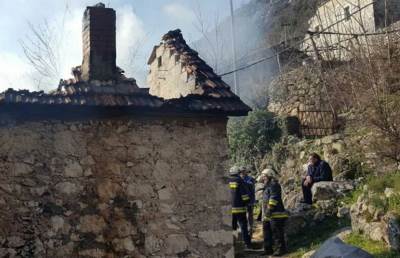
(302, 153, 333, 204)
(239, 165, 256, 239)
(229, 165, 252, 248)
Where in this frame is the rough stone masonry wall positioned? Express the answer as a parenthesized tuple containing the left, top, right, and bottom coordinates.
(268, 66, 335, 136)
(0, 116, 233, 258)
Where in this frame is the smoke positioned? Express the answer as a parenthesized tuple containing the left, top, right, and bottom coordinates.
(163, 3, 196, 24)
(191, 0, 280, 107)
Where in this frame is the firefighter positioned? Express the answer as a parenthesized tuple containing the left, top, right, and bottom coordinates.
(261, 168, 288, 256)
(229, 165, 252, 249)
(239, 165, 256, 239)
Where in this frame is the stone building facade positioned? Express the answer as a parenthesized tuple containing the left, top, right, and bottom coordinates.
(302, 0, 400, 60)
(0, 4, 250, 258)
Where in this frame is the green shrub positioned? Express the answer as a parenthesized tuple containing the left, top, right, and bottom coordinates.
(227, 110, 282, 166)
(267, 141, 291, 171)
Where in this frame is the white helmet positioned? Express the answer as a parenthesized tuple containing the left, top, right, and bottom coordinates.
(261, 168, 279, 178)
(229, 165, 240, 176)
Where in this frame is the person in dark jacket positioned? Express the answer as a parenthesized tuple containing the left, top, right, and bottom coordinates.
(229, 165, 252, 248)
(239, 166, 256, 239)
(261, 168, 288, 256)
(301, 153, 333, 204)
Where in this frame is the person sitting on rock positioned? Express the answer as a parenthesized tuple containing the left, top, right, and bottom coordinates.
(229, 165, 252, 249)
(239, 166, 256, 239)
(301, 153, 333, 204)
(261, 168, 288, 256)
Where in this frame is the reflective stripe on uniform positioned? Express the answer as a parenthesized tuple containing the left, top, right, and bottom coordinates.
(231, 207, 247, 214)
(264, 212, 289, 221)
(242, 194, 250, 201)
(271, 212, 289, 219)
(229, 182, 238, 189)
(269, 199, 278, 206)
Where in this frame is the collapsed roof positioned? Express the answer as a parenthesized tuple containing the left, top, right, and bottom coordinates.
(0, 5, 250, 118)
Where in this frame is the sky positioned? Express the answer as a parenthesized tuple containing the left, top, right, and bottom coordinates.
(0, 0, 251, 92)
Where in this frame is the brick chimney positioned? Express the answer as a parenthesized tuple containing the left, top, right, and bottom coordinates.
(81, 3, 116, 81)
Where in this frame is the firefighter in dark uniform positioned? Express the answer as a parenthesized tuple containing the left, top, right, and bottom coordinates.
(261, 168, 288, 256)
(229, 165, 252, 249)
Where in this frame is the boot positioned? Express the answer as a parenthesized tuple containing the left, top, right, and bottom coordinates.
(273, 248, 287, 256)
(261, 246, 273, 255)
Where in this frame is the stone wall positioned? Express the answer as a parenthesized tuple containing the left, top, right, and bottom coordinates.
(0, 116, 233, 257)
(268, 66, 335, 136)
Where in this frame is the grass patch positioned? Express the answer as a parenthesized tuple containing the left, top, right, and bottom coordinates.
(341, 186, 363, 205)
(367, 171, 400, 194)
(344, 233, 399, 258)
(340, 171, 400, 215)
(287, 216, 351, 258)
(362, 171, 400, 215)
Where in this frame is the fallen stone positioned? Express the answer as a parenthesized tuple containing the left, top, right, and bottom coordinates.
(312, 181, 354, 201)
(311, 237, 373, 258)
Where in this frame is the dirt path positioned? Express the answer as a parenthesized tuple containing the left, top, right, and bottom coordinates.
(235, 222, 289, 258)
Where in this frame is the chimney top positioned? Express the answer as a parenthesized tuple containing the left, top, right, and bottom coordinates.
(94, 2, 105, 8)
(81, 3, 116, 82)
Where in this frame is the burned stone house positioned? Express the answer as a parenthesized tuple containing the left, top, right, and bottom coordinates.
(0, 4, 250, 258)
(302, 0, 400, 60)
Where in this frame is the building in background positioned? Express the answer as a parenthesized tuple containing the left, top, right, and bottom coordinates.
(302, 0, 400, 60)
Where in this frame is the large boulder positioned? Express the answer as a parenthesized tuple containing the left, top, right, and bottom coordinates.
(312, 181, 354, 201)
(311, 237, 373, 258)
(285, 204, 315, 237)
